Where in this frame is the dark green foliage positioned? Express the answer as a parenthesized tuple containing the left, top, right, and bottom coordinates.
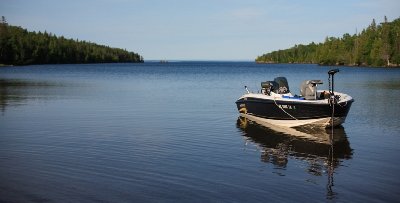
(0, 18, 143, 65)
(256, 17, 400, 67)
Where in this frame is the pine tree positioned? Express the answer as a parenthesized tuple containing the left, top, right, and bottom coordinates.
(256, 17, 400, 67)
(0, 18, 144, 65)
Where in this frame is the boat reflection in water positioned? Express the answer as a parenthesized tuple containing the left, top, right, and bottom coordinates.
(236, 115, 353, 199)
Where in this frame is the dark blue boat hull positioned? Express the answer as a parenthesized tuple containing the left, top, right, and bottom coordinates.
(235, 97, 353, 121)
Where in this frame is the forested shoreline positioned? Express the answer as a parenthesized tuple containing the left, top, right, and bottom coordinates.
(0, 17, 143, 66)
(256, 17, 400, 67)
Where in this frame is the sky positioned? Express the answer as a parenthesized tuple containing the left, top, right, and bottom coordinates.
(1, 0, 399, 61)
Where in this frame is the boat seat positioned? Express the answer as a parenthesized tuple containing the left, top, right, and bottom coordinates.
(300, 80, 323, 100)
(309, 80, 323, 85)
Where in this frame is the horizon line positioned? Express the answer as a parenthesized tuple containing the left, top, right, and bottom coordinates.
(144, 59, 254, 62)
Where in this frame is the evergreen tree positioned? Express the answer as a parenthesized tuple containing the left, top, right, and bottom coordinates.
(256, 17, 400, 67)
(0, 20, 144, 65)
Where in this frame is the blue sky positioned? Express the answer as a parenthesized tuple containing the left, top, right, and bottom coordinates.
(1, 0, 399, 60)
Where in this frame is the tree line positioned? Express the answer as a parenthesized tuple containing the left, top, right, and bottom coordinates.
(256, 16, 400, 67)
(0, 17, 143, 65)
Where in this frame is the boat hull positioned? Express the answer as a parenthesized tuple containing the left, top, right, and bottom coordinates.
(236, 94, 353, 128)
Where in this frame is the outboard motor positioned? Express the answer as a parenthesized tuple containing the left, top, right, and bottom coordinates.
(300, 80, 323, 100)
(273, 77, 290, 94)
(261, 81, 278, 95)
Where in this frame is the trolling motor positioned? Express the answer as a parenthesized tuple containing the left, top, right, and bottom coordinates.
(328, 69, 339, 105)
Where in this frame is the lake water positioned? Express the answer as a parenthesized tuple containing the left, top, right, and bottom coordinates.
(1, 62, 399, 202)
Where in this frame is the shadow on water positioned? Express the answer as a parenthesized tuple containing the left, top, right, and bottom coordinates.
(236, 116, 353, 200)
(0, 79, 66, 112)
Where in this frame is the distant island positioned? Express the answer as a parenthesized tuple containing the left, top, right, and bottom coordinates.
(256, 16, 400, 67)
(0, 16, 143, 66)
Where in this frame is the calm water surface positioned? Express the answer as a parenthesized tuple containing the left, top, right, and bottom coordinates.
(1, 62, 399, 202)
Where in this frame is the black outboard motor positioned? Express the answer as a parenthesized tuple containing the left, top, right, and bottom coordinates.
(261, 81, 278, 95)
(273, 77, 290, 94)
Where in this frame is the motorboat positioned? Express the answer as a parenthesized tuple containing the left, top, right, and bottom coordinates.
(235, 69, 354, 128)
